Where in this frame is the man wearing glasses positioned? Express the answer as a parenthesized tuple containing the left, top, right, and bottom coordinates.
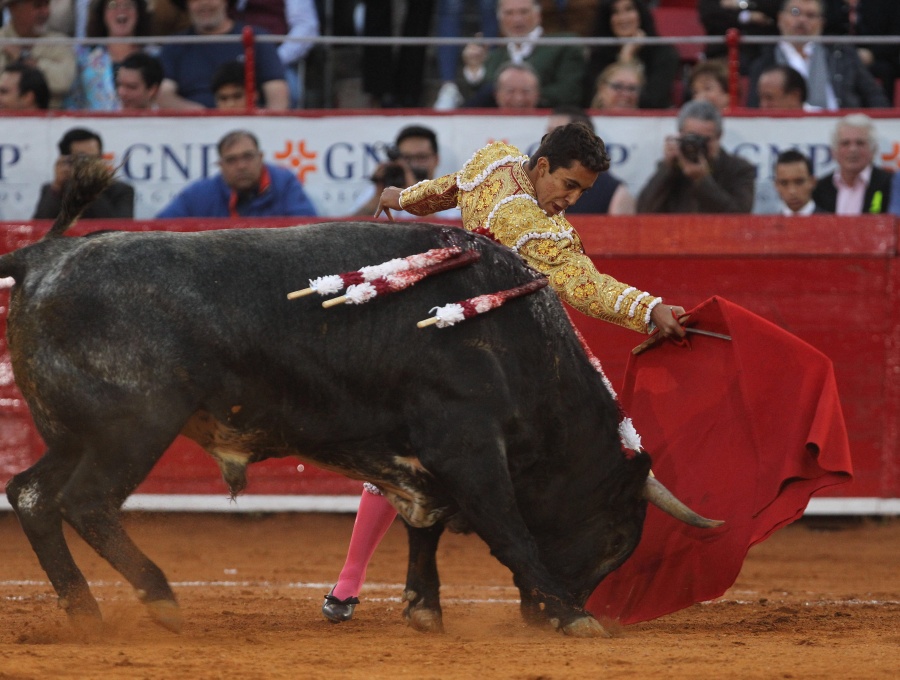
(157, 130, 316, 217)
(350, 125, 460, 220)
(745, 0, 888, 108)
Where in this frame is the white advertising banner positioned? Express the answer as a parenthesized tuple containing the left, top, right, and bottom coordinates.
(1, 112, 900, 221)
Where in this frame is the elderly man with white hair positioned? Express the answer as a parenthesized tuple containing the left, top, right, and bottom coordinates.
(812, 113, 893, 215)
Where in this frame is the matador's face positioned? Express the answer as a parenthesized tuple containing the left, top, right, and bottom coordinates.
(531, 158, 598, 216)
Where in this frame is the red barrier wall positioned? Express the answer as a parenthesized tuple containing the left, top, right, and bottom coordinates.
(0, 215, 897, 505)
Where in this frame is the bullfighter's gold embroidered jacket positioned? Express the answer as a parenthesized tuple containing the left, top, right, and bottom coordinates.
(399, 141, 661, 333)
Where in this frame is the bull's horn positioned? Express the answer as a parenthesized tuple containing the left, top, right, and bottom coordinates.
(643, 476, 725, 529)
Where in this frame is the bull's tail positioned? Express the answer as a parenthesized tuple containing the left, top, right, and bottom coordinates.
(46, 156, 115, 239)
(0, 157, 114, 283)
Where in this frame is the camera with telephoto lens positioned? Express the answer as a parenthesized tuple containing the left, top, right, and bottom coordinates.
(372, 144, 429, 188)
(378, 145, 408, 188)
(678, 133, 709, 163)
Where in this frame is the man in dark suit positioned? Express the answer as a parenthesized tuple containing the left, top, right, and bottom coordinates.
(745, 0, 889, 109)
(774, 149, 828, 216)
(33, 128, 134, 220)
(812, 114, 893, 214)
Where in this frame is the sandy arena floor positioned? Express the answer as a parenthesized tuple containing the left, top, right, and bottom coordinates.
(0, 511, 897, 679)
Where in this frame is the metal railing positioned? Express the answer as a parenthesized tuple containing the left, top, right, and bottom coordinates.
(2, 29, 899, 110)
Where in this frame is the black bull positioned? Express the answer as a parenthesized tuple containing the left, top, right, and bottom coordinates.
(1, 215, 719, 638)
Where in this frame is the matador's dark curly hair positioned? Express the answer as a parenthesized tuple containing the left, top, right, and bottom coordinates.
(529, 122, 611, 174)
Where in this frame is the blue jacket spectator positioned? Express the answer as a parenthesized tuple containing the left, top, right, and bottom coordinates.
(157, 130, 316, 217)
(158, 0, 288, 109)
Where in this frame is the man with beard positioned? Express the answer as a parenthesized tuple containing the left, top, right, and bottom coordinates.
(0, 0, 75, 108)
(156, 130, 316, 217)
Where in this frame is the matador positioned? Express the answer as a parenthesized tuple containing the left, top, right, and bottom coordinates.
(322, 122, 686, 623)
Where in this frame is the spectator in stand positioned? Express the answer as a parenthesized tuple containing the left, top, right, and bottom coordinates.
(756, 63, 811, 109)
(584, 0, 678, 109)
(158, 0, 289, 110)
(432, 0, 498, 110)
(823, 0, 900, 105)
(211, 59, 255, 108)
(230, 0, 319, 108)
(589, 61, 643, 110)
(887, 171, 900, 217)
(0, 62, 50, 109)
(699, 0, 780, 74)
(358, 0, 435, 108)
(64, 0, 153, 110)
(459, 0, 585, 108)
(492, 61, 540, 108)
(773, 149, 827, 215)
(350, 125, 459, 220)
(546, 106, 635, 215)
(637, 99, 756, 213)
(157, 130, 316, 217)
(746, 0, 889, 109)
(751, 68, 813, 214)
(0, 0, 76, 108)
(33, 127, 134, 218)
(688, 59, 732, 111)
(115, 51, 162, 109)
(812, 114, 892, 214)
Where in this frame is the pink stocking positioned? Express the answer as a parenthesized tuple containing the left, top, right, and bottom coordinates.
(332, 488, 398, 600)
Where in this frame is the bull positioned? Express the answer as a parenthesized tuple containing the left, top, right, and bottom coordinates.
(2, 160, 720, 638)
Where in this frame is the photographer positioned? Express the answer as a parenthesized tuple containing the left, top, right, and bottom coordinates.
(350, 125, 459, 220)
(33, 127, 134, 220)
(636, 99, 756, 214)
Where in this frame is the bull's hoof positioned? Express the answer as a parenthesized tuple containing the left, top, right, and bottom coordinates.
(59, 595, 103, 634)
(65, 610, 104, 635)
(404, 606, 445, 633)
(560, 615, 611, 638)
(146, 599, 183, 633)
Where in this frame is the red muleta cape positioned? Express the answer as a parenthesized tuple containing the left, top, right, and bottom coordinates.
(586, 296, 853, 625)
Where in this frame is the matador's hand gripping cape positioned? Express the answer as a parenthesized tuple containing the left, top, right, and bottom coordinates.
(399, 141, 660, 334)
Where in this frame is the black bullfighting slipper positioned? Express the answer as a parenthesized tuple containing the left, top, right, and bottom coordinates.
(322, 588, 359, 623)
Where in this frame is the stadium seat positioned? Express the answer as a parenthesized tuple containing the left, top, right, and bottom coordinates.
(652, 6, 707, 67)
(652, 6, 707, 106)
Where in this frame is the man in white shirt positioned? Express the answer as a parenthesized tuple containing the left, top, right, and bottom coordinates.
(812, 114, 893, 215)
(774, 149, 823, 216)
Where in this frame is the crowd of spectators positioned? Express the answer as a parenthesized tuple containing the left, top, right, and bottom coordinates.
(1, 0, 899, 112)
(3, 0, 900, 220)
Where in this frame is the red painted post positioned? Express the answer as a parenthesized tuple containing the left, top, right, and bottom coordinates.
(725, 28, 741, 110)
(241, 25, 256, 111)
